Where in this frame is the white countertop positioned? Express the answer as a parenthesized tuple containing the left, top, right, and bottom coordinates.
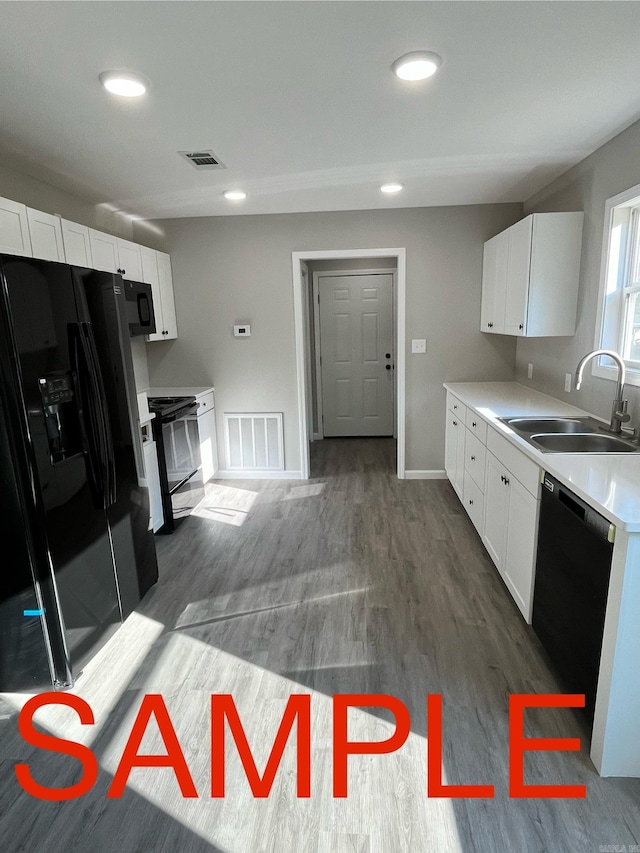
(444, 381, 640, 532)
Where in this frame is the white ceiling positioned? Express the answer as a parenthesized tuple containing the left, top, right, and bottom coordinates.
(2, 1, 640, 220)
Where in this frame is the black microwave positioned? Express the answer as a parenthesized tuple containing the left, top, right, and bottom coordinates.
(123, 279, 156, 337)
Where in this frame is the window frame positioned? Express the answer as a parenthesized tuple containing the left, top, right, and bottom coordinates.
(594, 181, 640, 388)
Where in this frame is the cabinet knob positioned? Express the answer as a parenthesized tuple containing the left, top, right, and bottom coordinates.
(488, 322, 494, 328)
(386, 353, 391, 359)
(471, 455, 476, 461)
(453, 404, 458, 410)
(501, 475, 510, 486)
(385, 364, 391, 370)
(519, 323, 524, 330)
(452, 420, 458, 426)
(472, 421, 477, 427)
(469, 499, 474, 506)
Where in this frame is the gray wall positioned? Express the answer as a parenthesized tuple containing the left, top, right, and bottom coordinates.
(517, 117, 640, 422)
(140, 204, 522, 473)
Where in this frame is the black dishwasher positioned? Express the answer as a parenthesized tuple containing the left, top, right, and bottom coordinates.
(532, 473, 614, 725)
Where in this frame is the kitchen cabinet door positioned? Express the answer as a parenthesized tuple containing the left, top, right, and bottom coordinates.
(445, 413, 465, 500)
(26, 208, 65, 262)
(503, 216, 533, 336)
(147, 250, 178, 341)
(117, 238, 143, 281)
(480, 231, 508, 333)
(0, 197, 32, 257)
(503, 477, 538, 622)
(60, 219, 92, 267)
(89, 229, 118, 272)
(143, 439, 164, 533)
(482, 451, 509, 572)
(140, 245, 159, 287)
(198, 407, 218, 482)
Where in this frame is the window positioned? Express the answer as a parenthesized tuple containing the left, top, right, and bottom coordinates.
(595, 182, 640, 387)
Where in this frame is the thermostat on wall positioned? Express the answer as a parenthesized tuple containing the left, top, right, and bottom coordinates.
(233, 324, 251, 337)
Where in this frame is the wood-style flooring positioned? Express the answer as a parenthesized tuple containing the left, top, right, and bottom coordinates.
(1, 438, 639, 852)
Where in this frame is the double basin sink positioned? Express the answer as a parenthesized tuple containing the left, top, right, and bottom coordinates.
(499, 416, 640, 454)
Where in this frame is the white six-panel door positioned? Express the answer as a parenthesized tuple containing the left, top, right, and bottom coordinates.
(318, 273, 393, 436)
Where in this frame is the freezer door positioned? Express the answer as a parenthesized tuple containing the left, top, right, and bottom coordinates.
(0, 256, 122, 686)
(72, 267, 158, 612)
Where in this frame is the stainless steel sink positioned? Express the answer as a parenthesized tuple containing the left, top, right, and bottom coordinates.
(530, 432, 639, 453)
(504, 417, 598, 433)
(498, 415, 640, 453)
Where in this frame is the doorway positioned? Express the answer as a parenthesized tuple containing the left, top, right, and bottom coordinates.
(315, 270, 394, 437)
(291, 249, 407, 480)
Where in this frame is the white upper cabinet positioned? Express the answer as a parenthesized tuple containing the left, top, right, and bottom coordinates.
(88, 229, 118, 272)
(26, 208, 65, 262)
(0, 197, 32, 257)
(480, 212, 584, 337)
(146, 250, 178, 341)
(480, 230, 508, 333)
(116, 238, 143, 281)
(60, 219, 92, 267)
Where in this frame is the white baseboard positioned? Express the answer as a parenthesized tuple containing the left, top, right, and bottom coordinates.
(404, 469, 447, 480)
(214, 469, 302, 480)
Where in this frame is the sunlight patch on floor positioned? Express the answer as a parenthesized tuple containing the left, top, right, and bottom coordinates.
(93, 634, 464, 852)
(191, 484, 259, 526)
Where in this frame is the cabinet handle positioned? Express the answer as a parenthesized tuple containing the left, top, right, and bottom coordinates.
(519, 323, 524, 330)
(501, 475, 510, 486)
(471, 455, 476, 461)
(487, 322, 494, 328)
(469, 499, 474, 506)
(472, 421, 477, 427)
(453, 404, 458, 410)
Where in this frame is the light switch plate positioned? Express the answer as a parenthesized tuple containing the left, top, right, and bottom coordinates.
(411, 339, 426, 354)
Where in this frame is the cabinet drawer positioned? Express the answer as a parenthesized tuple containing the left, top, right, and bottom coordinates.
(464, 431, 486, 490)
(447, 392, 466, 419)
(463, 471, 484, 534)
(196, 391, 215, 414)
(464, 409, 488, 444)
(486, 426, 541, 497)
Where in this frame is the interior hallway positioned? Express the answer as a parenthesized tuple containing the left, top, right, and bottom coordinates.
(1, 438, 639, 852)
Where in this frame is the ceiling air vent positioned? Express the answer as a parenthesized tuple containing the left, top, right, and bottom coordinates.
(178, 150, 226, 170)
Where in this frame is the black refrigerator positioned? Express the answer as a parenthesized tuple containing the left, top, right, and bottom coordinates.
(0, 255, 158, 691)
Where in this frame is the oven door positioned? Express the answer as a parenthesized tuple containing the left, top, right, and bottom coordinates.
(160, 414, 201, 491)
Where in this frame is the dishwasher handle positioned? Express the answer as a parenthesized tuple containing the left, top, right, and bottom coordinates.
(542, 473, 615, 544)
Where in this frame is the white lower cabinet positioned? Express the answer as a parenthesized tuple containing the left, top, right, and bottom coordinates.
(482, 448, 539, 622)
(142, 438, 164, 533)
(198, 406, 218, 483)
(445, 397, 541, 624)
(444, 409, 466, 500)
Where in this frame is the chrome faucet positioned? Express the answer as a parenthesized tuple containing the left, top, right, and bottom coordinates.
(575, 349, 631, 435)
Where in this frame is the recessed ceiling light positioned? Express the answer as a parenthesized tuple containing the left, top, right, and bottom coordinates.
(99, 71, 148, 98)
(391, 51, 442, 81)
(223, 190, 247, 201)
(380, 183, 404, 194)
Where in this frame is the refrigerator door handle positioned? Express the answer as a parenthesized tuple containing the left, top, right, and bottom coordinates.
(81, 323, 117, 507)
(69, 323, 107, 508)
